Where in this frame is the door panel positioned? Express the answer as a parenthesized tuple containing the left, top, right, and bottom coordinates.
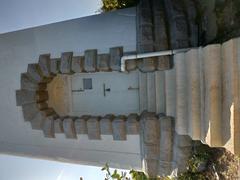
(70, 71, 139, 116)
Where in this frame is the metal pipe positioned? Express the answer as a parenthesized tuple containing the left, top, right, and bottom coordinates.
(120, 48, 191, 71)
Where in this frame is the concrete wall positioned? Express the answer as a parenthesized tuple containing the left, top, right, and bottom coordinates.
(0, 7, 141, 170)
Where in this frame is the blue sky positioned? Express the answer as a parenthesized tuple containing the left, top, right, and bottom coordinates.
(0, 0, 101, 34)
(0, 1, 123, 179)
(0, 154, 107, 180)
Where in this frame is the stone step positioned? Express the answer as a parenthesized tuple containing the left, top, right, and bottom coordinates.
(112, 115, 127, 140)
(87, 116, 101, 140)
(84, 49, 97, 72)
(110, 47, 123, 71)
(155, 71, 165, 114)
(60, 52, 73, 74)
(222, 39, 240, 155)
(147, 72, 156, 112)
(63, 118, 77, 139)
(202, 44, 222, 147)
(185, 49, 201, 140)
(71, 56, 84, 73)
(175, 53, 188, 135)
(165, 67, 176, 117)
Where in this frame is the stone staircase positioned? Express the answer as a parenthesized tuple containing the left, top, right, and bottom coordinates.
(163, 38, 239, 155)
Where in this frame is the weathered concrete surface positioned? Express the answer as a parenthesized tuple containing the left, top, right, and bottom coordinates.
(112, 116, 127, 141)
(100, 114, 113, 135)
(97, 54, 110, 72)
(110, 47, 123, 71)
(75, 117, 87, 134)
(87, 117, 101, 140)
(126, 114, 139, 135)
(63, 118, 77, 139)
(71, 56, 84, 73)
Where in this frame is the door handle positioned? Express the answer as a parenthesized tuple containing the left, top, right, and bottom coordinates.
(103, 83, 111, 97)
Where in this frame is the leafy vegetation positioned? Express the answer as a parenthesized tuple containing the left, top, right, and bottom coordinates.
(100, 0, 139, 12)
(101, 143, 239, 180)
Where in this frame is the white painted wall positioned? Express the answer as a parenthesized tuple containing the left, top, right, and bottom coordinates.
(0, 8, 141, 170)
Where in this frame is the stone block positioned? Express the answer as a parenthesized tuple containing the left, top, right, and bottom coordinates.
(71, 56, 84, 73)
(157, 56, 173, 71)
(22, 103, 40, 121)
(112, 116, 126, 140)
(75, 117, 87, 134)
(30, 111, 45, 130)
(35, 91, 48, 102)
(38, 54, 51, 77)
(16, 90, 36, 106)
(21, 73, 39, 90)
(87, 117, 101, 140)
(63, 118, 77, 139)
(84, 49, 97, 72)
(126, 114, 139, 134)
(138, 57, 156, 72)
(110, 47, 123, 71)
(54, 118, 64, 133)
(37, 102, 48, 110)
(141, 112, 159, 144)
(50, 58, 60, 74)
(159, 116, 174, 162)
(27, 64, 44, 83)
(97, 54, 110, 71)
(126, 59, 137, 71)
(42, 116, 55, 138)
(100, 114, 114, 135)
(60, 52, 73, 74)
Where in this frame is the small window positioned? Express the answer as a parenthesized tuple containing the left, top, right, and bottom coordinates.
(83, 78, 92, 90)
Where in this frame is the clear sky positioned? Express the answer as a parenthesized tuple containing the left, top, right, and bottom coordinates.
(0, 1, 121, 180)
(0, 0, 102, 34)
(0, 154, 107, 180)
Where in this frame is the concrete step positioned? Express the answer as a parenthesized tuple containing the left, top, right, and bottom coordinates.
(84, 49, 97, 72)
(202, 44, 222, 147)
(175, 53, 188, 135)
(155, 71, 165, 114)
(112, 115, 127, 140)
(63, 118, 77, 139)
(185, 49, 201, 140)
(165, 67, 176, 117)
(87, 116, 101, 140)
(147, 72, 156, 112)
(60, 52, 73, 74)
(222, 39, 240, 155)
